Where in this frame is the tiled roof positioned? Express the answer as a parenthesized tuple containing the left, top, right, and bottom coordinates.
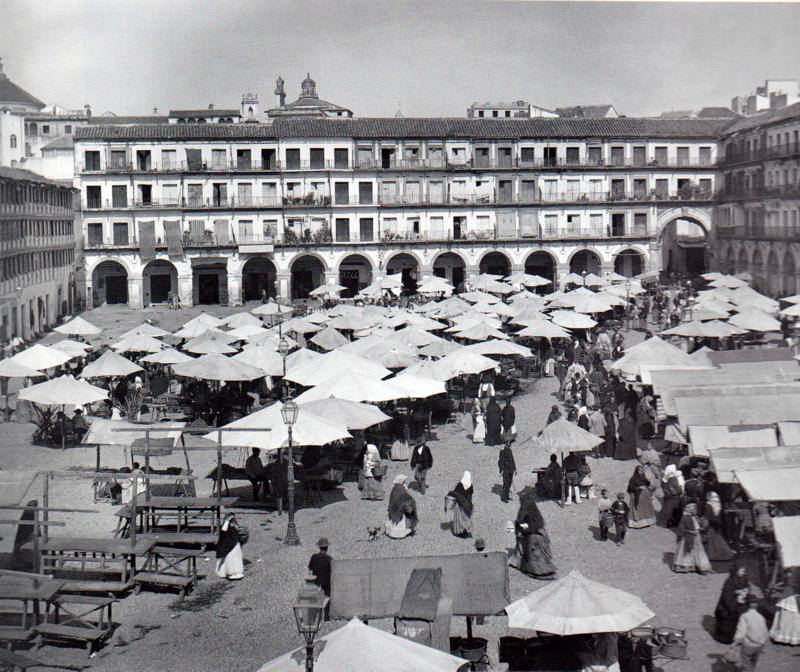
(74, 116, 731, 142)
(722, 101, 800, 135)
(555, 105, 616, 119)
(696, 107, 741, 119)
(0, 72, 45, 109)
(169, 109, 240, 118)
(42, 134, 74, 151)
(0, 165, 70, 187)
(89, 115, 170, 125)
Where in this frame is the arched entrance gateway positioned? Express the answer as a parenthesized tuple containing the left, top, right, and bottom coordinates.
(142, 259, 177, 306)
(386, 253, 419, 293)
(614, 249, 645, 278)
(784, 251, 797, 296)
(737, 248, 749, 275)
(660, 217, 708, 275)
(569, 250, 601, 275)
(339, 254, 372, 298)
(92, 260, 129, 306)
(432, 252, 466, 288)
(524, 251, 556, 287)
(291, 254, 325, 300)
(479, 251, 511, 277)
(767, 250, 781, 297)
(192, 258, 228, 305)
(242, 257, 276, 301)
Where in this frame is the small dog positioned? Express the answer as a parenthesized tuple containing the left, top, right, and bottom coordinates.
(367, 526, 380, 542)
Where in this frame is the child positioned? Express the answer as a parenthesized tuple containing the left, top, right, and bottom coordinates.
(610, 492, 630, 546)
(597, 489, 613, 541)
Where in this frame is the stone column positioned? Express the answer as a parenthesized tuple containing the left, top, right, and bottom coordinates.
(276, 271, 291, 302)
(85, 277, 94, 310)
(323, 270, 339, 287)
(127, 277, 144, 310)
(227, 273, 243, 307)
(178, 275, 193, 307)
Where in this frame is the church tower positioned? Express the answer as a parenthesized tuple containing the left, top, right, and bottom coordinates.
(241, 92, 259, 119)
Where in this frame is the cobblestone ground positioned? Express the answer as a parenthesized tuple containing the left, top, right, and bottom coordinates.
(1, 305, 797, 671)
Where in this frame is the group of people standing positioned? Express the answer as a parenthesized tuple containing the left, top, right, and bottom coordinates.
(471, 390, 516, 446)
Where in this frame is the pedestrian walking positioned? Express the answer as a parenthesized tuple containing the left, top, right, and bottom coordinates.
(611, 492, 630, 545)
(409, 442, 433, 494)
(501, 398, 516, 442)
(730, 596, 769, 671)
(498, 441, 516, 503)
(308, 537, 332, 619)
(597, 489, 613, 541)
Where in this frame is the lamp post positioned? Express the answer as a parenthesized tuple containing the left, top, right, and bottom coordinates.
(624, 278, 632, 331)
(581, 269, 587, 287)
(278, 337, 289, 400)
(281, 398, 300, 546)
(293, 574, 328, 672)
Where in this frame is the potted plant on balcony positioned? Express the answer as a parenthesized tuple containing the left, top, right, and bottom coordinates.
(312, 223, 332, 244)
(283, 226, 299, 244)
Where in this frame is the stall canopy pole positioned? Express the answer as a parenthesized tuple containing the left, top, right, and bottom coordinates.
(216, 430, 223, 530)
(42, 474, 49, 544)
(130, 468, 138, 548)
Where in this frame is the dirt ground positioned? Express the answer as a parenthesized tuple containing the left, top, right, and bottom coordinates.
(1, 304, 798, 672)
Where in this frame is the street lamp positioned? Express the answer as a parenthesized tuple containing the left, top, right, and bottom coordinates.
(281, 398, 300, 546)
(624, 279, 632, 331)
(581, 269, 587, 287)
(278, 337, 290, 399)
(293, 574, 329, 672)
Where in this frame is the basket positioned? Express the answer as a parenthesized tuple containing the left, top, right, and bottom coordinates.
(372, 464, 388, 478)
(237, 525, 250, 546)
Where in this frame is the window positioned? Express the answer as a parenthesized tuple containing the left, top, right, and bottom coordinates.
(428, 146, 443, 167)
(699, 178, 712, 196)
(677, 146, 689, 166)
(478, 110, 484, 117)
(566, 214, 580, 230)
(86, 186, 101, 209)
(9, 135, 16, 149)
(84, 151, 101, 171)
(212, 149, 227, 169)
(162, 184, 178, 206)
(110, 150, 127, 169)
(590, 213, 603, 234)
(285, 149, 300, 169)
(237, 183, 253, 206)
(112, 185, 127, 208)
(520, 147, 535, 165)
(334, 182, 349, 205)
(357, 147, 373, 168)
(633, 146, 646, 165)
(428, 181, 444, 204)
(162, 149, 177, 170)
(42, 125, 50, 135)
(474, 147, 490, 168)
(136, 150, 151, 171)
(566, 147, 580, 165)
(138, 184, 153, 205)
(186, 184, 203, 206)
(87, 222, 103, 246)
(236, 149, 252, 169)
(335, 218, 350, 242)
(587, 147, 602, 165)
(633, 213, 647, 234)
(380, 181, 398, 203)
(359, 182, 373, 205)
(543, 214, 558, 236)
(610, 146, 624, 166)
(520, 180, 536, 201)
(543, 180, 558, 200)
(261, 148, 277, 169)
(654, 146, 667, 165)
(699, 146, 712, 166)
(334, 148, 349, 169)
(262, 182, 278, 205)
(611, 179, 625, 198)
(310, 148, 325, 169)
(359, 218, 374, 242)
(633, 179, 647, 199)
(492, 110, 498, 118)
(498, 147, 513, 167)
(113, 222, 129, 245)
(505, 110, 511, 117)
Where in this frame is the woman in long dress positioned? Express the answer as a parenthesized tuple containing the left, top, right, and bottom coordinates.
(215, 514, 244, 580)
(627, 465, 656, 529)
(771, 576, 800, 645)
(714, 563, 754, 643)
(672, 503, 711, 574)
(614, 410, 637, 460)
(702, 491, 734, 562)
(658, 464, 684, 528)
(515, 486, 557, 580)
(446, 471, 474, 537)
(384, 475, 418, 539)
(361, 444, 385, 501)
(473, 408, 486, 444)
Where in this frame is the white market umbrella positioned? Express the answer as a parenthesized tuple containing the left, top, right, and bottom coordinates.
(505, 570, 654, 635)
(531, 418, 604, 453)
(454, 322, 509, 341)
(208, 402, 350, 452)
(184, 337, 239, 355)
(257, 618, 465, 672)
(550, 310, 597, 330)
(298, 398, 391, 430)
(728, 308, 782, 333)
(141, 348, 193, 365)
(506, 272, 550, 288)
(11, 344, 73, 371)
(388, 373, 447, 399)
(53, 316, 102, 337)
(232, 346, 286, 377)
(404, 359, 460, 382)
(418, 340, 462, 357)
(80, 350, 142, 379)
(286, 350, 390, 386)
(18, 375, 108, 407)
(0, 359, 45, 379)
(171, 353, 264, 382)
(222, 312, 264, 329)
(611, 336, 696, 377)
(118, 323, 170, 339)
(710, 276, 749, 289)
(310, 327, 350, 351)
(294, 370, 406, 403)
(417, 277, 454, 295)
(465, 340, 532, 357)
(516, 320, 572, 339)
(281, 318, 323, 335)
(49, 339, 92, 359)
(309, 282, 347, 297)
(251, 302, 294, 317)
(391, 327, 446, 348)
(112, 333, 165, 354)
(226, 324, 268, 341)
(440, 350, 498, 376)
(460, 291, 501, 304)
(285, 347, 322, 373)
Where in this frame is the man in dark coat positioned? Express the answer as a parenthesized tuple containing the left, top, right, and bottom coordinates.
(485, 399, 503, 446)
(409, 442, 433, 494)
(498, 442, 517, 502)
(308, 537, 332, 619)
(546, 405, 561, 425)
(501, 399, 516, 442)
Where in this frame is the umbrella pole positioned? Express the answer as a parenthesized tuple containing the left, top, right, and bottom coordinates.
(216, 430, 222, 531)
(144, 430, 151, 533)
(130, 467, 138, 548)
(560, 450, 566, 508)
(466, 615, 473, 640)
(61, 404, 65, 451)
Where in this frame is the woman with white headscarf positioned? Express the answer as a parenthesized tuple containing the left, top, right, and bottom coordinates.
(215, 514, 244, 580)
(702, 491, 734, 561)
(446, 471, 474, 538)
(384, 475, 417, 539)
(658, 464, 684, 528)
(361, 444, 385, 501)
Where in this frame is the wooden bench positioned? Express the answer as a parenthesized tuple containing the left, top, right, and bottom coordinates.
(58, 579, 131, 596)
(134, 545, 204, 598)
(133, 572, 195, 597)
(51, 594, 114, 633)
(34, 622, 111, 657)
(140, 532, 216, 549)
(0, 626, 33, 647)
(0, 648, 40, 671)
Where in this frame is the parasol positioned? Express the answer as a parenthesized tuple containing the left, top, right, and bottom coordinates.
(140, 348, 193, 365)
(79, 350, 142, 378)
(18, 375, 108, 407)
(310, 326, 350, 351)
(53, 316, 102, 337)
(171, 353, 264, 382)
(530, 418, 603, 453)
(298, 398, 391, 430)
(286, 350, 390, 386)
(112, 333, 166, 354)
(232, 346, 286, 377)
(11, 344, 73, 370)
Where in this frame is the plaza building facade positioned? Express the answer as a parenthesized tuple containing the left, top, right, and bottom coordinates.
(714, 102, 800, 296)
(0, 166, 78, 341)
(73, 117, 726, 309)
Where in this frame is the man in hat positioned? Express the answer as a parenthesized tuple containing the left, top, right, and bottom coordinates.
(474, 538, 486, 552)
(244, 447, 265, 502)
(409, 442, 433, 495)
(498, 441, 517, 503)
(610, 492, 630, 546)
(308, 537, 332, 618)
(70, 408, 90, 442)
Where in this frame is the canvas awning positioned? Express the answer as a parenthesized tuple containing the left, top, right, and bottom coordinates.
(330, 552, 509, 619)
(773, 517, 800, 567)
(735, 465, 800, 501)
(650, 362, 799, 400)
(687, 425, 778, 457)
(778, 422, 800, 446)
(663, 382, 800, 417)
(82, 419, 186, 447)
(675, 394, 800, 433)
(709, 445, 800, 483)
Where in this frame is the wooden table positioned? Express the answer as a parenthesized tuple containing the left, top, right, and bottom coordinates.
(138, 496, 236, 533)
(0, 578, 64, 630)
(34, 537, 155, 592)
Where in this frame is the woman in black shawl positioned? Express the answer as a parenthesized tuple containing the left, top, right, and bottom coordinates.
(446, 471, 474, 537)
(515, 485, 557, 579)
(484, 400, 503, 446)
(714, 563, 753, 643)
(627, 465, 655, 528)
(614, 409, 637, 460)
(384, 475, 417, 539)
(215, 514, 244, 580)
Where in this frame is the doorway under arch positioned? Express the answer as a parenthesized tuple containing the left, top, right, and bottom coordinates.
(432, 252, 466, 288)
(291, 255, 325, 300)
(784, 252, 797, 297)
(479, 251, 511, 277)
(767, 250, 781, 297)
(242, 257, 277, 301)
(751, 248, 764, 292)
(524, 251, 556, 288)
(569, 250, 601, 275)
(614, 249, 645, 278)
(339, 254, 373, 298)
(660, 217, 707, 275)
(737, 248, 749, 275)
(143, 259, 178, 306)
(92, 260, 129, 306)
(386, 253, 419, 293)
(192, 258, 228, 305)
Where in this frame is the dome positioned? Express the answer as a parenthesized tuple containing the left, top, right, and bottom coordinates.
(300, 73, 318, 99)
(0, 59, 45, 111)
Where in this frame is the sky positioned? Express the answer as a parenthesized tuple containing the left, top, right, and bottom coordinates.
(1, 0, 799, 118)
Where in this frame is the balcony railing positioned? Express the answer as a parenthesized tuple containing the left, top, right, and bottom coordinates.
(717, 183, 800, 201)
(719, 141, 800, 166)
(716, 225, 800, 242)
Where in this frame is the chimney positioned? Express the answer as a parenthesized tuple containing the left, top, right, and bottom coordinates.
(84, 104, 91, 117)
(208, 103, 214, 110)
